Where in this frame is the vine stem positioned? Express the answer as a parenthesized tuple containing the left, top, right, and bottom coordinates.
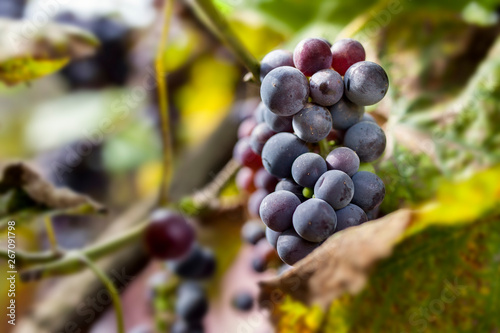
(15, 222, 147, 280)
(43, 215, 59, 253)
(79, 255, 125, 333)
(191, 158, 240, 207)
(188, 0, 261, 83)
(156, 0, 175, 206)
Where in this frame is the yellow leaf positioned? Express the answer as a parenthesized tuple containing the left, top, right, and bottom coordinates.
(0, 18, 98, 85)
(0, 57, 69, 85)
(175, 55, 238, 146)
(410, 165, 500, 235)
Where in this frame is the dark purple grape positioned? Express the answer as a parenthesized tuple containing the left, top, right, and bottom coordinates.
(292, 198, 337, 242)
(254, 102, 266, 123)
(309, 69, 344, 106)
(236, 98, 261, 121)
(248, 189, 269, 217)
(366, 206, 380, 220)
(170, 245, 216, 280)
(260, 66, 309, 116)
(351, 171, 385, 212)
(236, 167, 256, 193)
(275, 178, 305, 201)
(232, 292, 254, 311)
(264, 106, 294, 133)
(335, 204, 368, 232)
(259, 190, 301, 232)
(0, 0, 26, 18)
(252, 255, 268, 273)
(60, 60, 101, 88)
(241, 220, 266, 245)
(292, 103, 332, 143)
(343, 121, 386, 162)
(266, 228, 281, 248)
(291, 153, 327, 188)
(314, 170, 354, 210)
(328, 96, 364, 131)
(325, 147, 360, 177)
(233, 138, 263, 170)
(144, 210, 195, 260)
(92, 17, 129, 42)
(331, 38, 366, 76)
(260, 50, 294, 81)
(238, 117, 257, 139)
(362, 113, 376, 123)
(57, 16, 130, 89)
(252, 237, 275, 272)
(261, 133, 309, 178)
(176, 282, 208, 322)
(171, 320, 203, 333)
(250, 123, 276, 155)
(254, 168, 278, 192)
(293, 38, 333, 76)
(277, 229, 320, 265)
(344, 61, 389, 106)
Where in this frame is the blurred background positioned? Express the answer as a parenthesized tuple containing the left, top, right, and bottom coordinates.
(0, 0, 499, 332)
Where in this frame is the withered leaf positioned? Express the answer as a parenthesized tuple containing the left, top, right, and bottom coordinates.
(0, 18, 99, 85)
(0, 162, 105, 218)
(258, 209, 413, 310)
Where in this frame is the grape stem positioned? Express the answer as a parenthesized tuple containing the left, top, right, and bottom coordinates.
(156, 0, 175, 206)
(319, 139, 331, 158)
(79, 254, 125, 333)
(190, 158, 241, 208)
(43, 214, 61, 254)
(188, 0, 261, 83)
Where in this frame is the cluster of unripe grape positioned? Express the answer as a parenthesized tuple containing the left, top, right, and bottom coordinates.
(235, 37, 388, 266)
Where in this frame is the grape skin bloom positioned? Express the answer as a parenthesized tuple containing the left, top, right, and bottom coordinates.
(292, 152, 328, 188)
(292, 103, 333, 143)
(309, 69, 344, 106)
(261, 132, 309, 178)
(277, 229, 320, 265)
(260, 66, 309, 116)
(293, 198, 337, 242)
(259, 190, 302, 232)
(343, 121, 386, 163)
(314, 170, 354, 210)
(344, 61, 389, 106)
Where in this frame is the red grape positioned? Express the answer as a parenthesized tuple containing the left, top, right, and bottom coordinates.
(144, 210, 195, 259)
(331, 38, 366, 76)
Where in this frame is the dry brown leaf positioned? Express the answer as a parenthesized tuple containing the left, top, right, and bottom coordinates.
(0, 162, 105, 215)
(0, 18, 98, 62)
(258, 209, 413, 310)
(0, 18, 99, 85)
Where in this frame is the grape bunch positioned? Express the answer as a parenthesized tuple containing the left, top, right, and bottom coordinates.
(144, 209, 216, 332)
(235, 37, 388, 266)
(55, 13, 130, 89)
